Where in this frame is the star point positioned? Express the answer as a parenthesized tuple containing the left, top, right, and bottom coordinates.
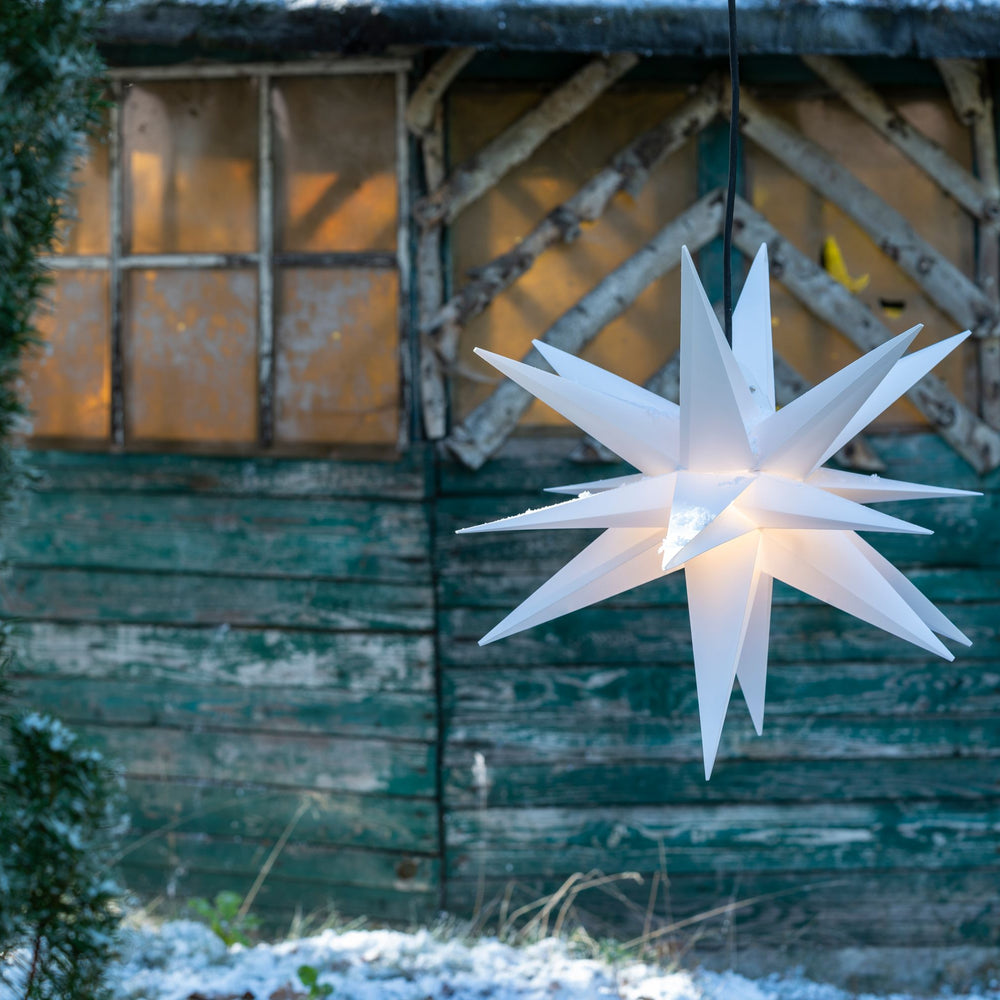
(462, 244, 977, 778)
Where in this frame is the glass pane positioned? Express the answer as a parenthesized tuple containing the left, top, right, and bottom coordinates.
(275, 268, 398, 445)
(55, 115, 110, 255)
(124, 79, 257, 254)
(274, 76, 397, 253)
(18, 272, 110, 440)
(126, 270, 258, 444)
(449, 85, 699, 426)
(744, 93, 975, 429)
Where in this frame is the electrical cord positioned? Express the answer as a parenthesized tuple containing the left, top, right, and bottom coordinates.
(723, 0, 740, 345)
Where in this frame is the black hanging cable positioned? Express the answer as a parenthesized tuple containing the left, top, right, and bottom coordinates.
(723, 0, 740, 345)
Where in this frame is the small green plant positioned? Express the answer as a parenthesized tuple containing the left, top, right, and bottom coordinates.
(297, 964, 334, 999)
(189, 891, 261, 948)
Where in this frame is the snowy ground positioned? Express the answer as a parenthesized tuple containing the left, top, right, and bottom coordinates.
(9, 919, 993, 1000)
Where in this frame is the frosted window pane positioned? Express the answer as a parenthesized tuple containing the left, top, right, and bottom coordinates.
(449, 86, 698, 426)
(126, 270, 258, 444)
(124, 79, 257, 254)
(19, 272, 110, 441)
(275, 269, 399, 444)
(55, 121, 110, 255)
(274, 76, 397, 252)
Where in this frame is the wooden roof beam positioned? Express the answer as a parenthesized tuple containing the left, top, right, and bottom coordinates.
(936, 59, 1000, 431)
(734, 90, 1000, 341)
(415, 52, 638, 229)
(423, 75, 722, 340)
(733, 196, 1000, 473)
(445, 189, 725, 469)
(802, 55, 999, 223)
(405, 47, 476, 138)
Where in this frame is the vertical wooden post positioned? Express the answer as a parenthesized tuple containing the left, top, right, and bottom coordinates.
(109, 81, 125, 449)
(396, 68, 414, 449)
(938, 58, 1000, 429)
(407, 49, 476, 441)
(417, 104, 450, 440)
(257, 72, 275, 448)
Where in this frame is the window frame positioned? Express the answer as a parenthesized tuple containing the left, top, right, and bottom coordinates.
(40, 57, 412, 454)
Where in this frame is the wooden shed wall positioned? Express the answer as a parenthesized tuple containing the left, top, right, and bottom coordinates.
(3, 431, 999, 962)
(2, 448, 439, 923)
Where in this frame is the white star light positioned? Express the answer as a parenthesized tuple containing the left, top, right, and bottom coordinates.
(459, 245, 979, 778)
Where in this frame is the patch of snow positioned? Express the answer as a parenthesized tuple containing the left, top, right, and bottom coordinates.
(8, 918, 990, 1000)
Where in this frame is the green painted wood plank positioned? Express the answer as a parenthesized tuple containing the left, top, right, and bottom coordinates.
(437, 496, 1000, 575)
(439, 604, 999, 666)
(0, 568, 434, 632)
(445, 802, 1000, 877)
(443, 757, 1000, 809)
(11, 622, 434, 693)
(125, 834, 438, 894)
(437, 433, 1000, 497)
(10, 677, 437, 742)
(18, 446, 433, 500)
(9, 491, 430, 583)
(444, 662, 1000, 721)
(444, 868, 1000, 947)
(438, 537, 1000, 604)
(123, 778, 438, 853)
(123, 866, 436, 925)
(437, 439, 624, 497)
(76, 724, 435, 796)
(443, 714, 1000, 764)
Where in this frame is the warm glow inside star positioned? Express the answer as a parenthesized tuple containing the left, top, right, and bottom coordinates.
(459, 245, 978, 778)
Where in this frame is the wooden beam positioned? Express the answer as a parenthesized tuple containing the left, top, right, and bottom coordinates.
(802, 55, 998, 222)
(937, 58, 1000, 430)
(445, 189, 726, 469)
(733, 196, 1000, 473)
(405, 47, 477, 138)
(408, 52, 478, 439)
(424, 76, 721, 339)
(735, 91, 999, 340)
(418, 105, 450, 439)
(415, 53, 639, 229)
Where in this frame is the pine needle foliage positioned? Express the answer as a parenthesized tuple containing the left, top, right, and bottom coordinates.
(0, 0, 106, 508)
(0, 5, 123, 999)
(0, 714, 127, 1000)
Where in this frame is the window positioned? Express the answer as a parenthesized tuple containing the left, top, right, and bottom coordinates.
(22, 60, 409, 453)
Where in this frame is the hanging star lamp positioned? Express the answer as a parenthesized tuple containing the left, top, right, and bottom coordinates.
(457, 0, 979, 779)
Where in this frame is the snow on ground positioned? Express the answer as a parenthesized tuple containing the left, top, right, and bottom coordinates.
(71, 920, 1000, 1000)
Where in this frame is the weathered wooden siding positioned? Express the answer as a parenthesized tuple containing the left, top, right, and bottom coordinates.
(2, 448, 439, 925)
(3, 433, 999, 961)
(437, 432, 1000, 958)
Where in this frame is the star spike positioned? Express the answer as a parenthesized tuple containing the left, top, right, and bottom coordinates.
(686, 532, 765, 778)
(818, 330, 972, 465)
(458, 473, 677, 533)
(532, 339, 679, 417)
(756, 325, 921, 478)
(680, 247, 758, 470)
(473, 348, 678, 474)
(732, 243, 776, 414)
(479, 528, 669, 645)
